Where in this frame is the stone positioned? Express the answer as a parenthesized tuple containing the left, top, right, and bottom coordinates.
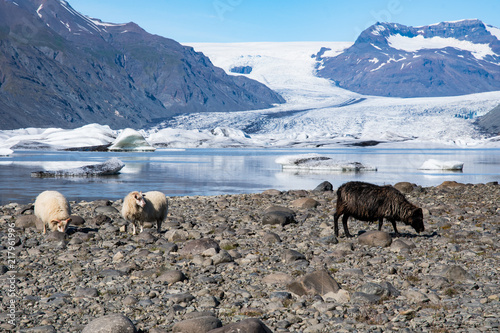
(291, 197, 320, 209)
(20, 326, 57, 333)
(263, 273, 294, 285)
(262, 189, 282, 195)
(165, 229, 190, 242)
(157, 270, 186, 284)
(207, 318, 273, 333)
(287, 270, 341, 296)
(438, 181, 466, 189)
(69, 215, 85, 226)
(75, 287, 99, 298)
(94, 206, 119, 215)
(404, 289, 430, 303)
(351, 291, 381, 304)
(393, 182, 416, 193)
(212, 250, 233, 265)
(283, 249, 307, 263)
(15, 215, 38, 229)
(443, 265, 474, 283)
(262, 206, 296, 226)
(179, 238, 220, 256)
(82, 314, 137, 333)
(92, 214, 112, 225)
(358, 230, 392, 247)
(45, 231, 68, 242)
(172, 316, 222, 333)
(313, 181, 333, 192)
(390, 239, 416, 252)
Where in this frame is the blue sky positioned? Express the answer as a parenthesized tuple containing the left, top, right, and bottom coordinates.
(69, 0, 500, 43)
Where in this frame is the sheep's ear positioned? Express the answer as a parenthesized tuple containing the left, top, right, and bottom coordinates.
(49, 220, 59, 227)
(65, 218, 72, 224)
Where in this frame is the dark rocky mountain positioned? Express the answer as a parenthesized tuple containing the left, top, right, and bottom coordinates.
(0, 0, 284, 130)
(316, 19, 500, 98)
(476, 104, 500, 136)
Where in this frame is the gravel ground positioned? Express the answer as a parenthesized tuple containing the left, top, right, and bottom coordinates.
(1, 181, 499, 332)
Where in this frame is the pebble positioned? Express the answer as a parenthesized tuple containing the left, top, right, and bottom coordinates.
(3, 182, 499, 332)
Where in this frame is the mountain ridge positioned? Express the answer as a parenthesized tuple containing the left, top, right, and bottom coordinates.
(316, 19, 500, 98)
(0, 0, 284, 130)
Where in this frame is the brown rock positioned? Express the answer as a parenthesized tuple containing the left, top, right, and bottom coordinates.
(179, 238, 220, 256)
(207, 318, 272, 333)
(291, 197, 320, 209)
(287, 269, 340, 296)
(172, 316, 222, 333)
(393, 182, 415, 193)
(358, 230, 392, 247)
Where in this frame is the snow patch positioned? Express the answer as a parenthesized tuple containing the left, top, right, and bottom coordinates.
(387, 34, 496, 60)
(275, 154, 377, 172)
(486, 25, 500, 41)
(36, 4, 44, 18)
(418, 159, 464, 170)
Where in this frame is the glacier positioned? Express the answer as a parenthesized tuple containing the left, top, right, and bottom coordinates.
(0, 42, 499, 149)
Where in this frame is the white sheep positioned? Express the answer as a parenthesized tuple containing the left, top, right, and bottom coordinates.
(34, 190, 72, 234)
(121, 191, 168, 235)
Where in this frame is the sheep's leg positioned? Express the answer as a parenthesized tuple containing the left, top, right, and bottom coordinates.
(333, 212, 340, 237)
(131, 223, 137, 235)
(389, 218, 400, 236)
(333, 205, 344, 237)
(342, 214, 353, 238)
(43, 223, 47, 235)
(139, 223, 144, 234)
(378, 217, 384, 231)
(156, 220, 162, 233)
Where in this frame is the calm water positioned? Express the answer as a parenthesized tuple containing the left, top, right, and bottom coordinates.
(1, 148, 499, 205)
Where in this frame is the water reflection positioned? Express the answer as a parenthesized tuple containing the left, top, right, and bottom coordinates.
(0, 148, 499, 205)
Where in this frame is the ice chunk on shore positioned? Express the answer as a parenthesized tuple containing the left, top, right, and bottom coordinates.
(31, 158, 125, 177)
(275, 154, 377, 171)
(108, 128, 155, 152)
(418, 159, 464, 171)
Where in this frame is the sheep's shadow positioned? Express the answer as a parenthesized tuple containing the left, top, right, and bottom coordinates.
(353, 230, 439, 239)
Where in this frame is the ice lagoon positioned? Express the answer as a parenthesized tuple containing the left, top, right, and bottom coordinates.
(1, 148, 499, 205)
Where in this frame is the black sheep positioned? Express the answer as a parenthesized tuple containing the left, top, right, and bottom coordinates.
(333, 181, 424, 237)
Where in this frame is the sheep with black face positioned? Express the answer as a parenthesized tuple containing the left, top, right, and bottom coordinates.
(333, 181, 424, 238)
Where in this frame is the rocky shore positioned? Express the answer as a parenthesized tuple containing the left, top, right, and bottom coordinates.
(1, 181, 499, 332)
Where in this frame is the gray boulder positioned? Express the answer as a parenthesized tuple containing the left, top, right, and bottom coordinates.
(288, 270, 340, 296)
(262, 206, 296, 226)
(82, 314, 136, 333)
(208, 318, 272, 333)
(172, 316, 222, 333)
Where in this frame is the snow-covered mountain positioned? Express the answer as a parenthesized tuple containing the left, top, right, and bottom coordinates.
(1, 21, 500, 149)
(317, 19, 500, 97)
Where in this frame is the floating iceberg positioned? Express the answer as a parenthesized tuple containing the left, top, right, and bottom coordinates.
(0, 148, 13, 156)
(1, 124, 116, 151)
(108, 128, 155, 152)
(418, 159, 464, 171)
(31, 158, 125, 177)
(275, 154, 377, 172)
